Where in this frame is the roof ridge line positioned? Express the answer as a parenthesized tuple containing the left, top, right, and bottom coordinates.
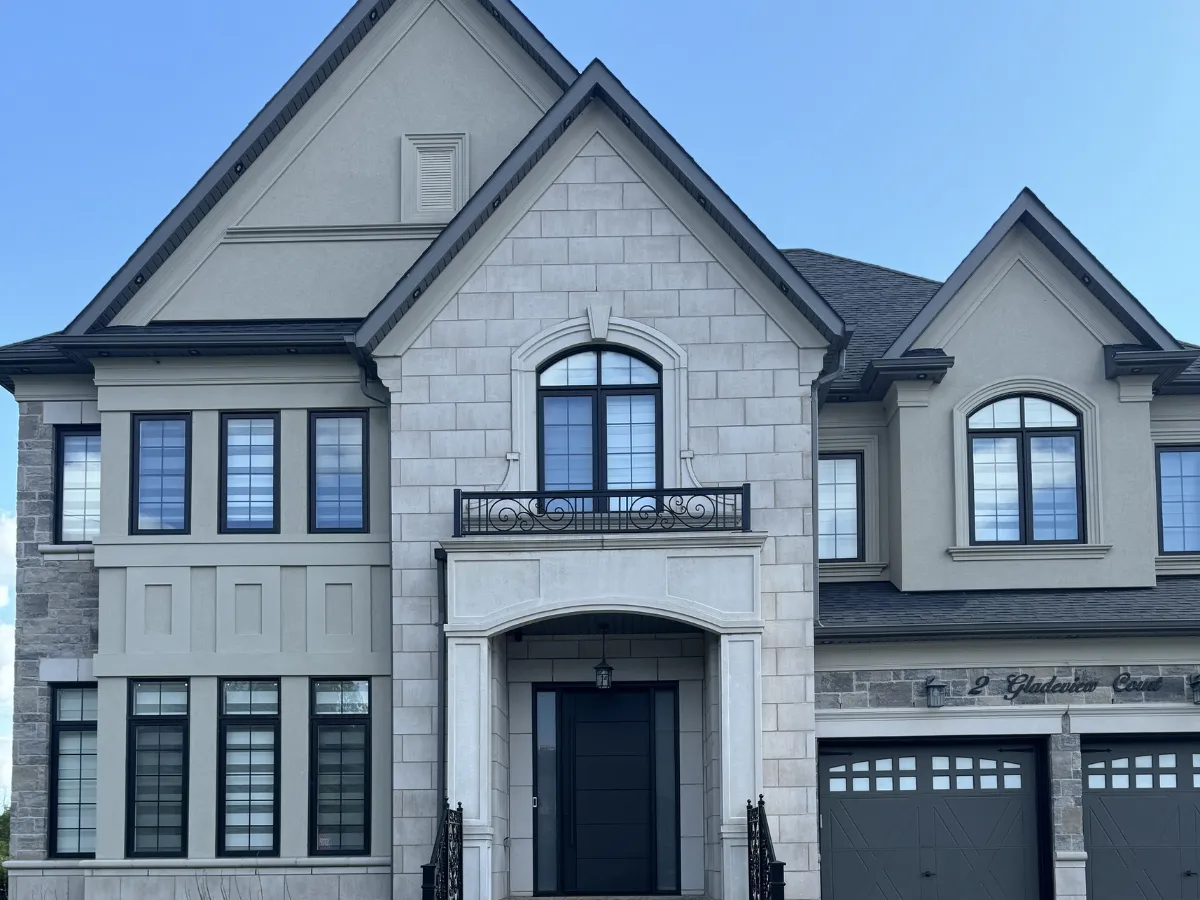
(783, 247, 943, 286)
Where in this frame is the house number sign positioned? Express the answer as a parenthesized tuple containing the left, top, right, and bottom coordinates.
(967, 672, 1164, 701)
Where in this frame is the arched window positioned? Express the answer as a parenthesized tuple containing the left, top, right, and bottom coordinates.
(967, 395, 1083, 544)
(537, 347, 661, 502)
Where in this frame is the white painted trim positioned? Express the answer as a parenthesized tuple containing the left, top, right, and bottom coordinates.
(91, 356, 360, 388)
(447, 637, 492, 825)
(947, 543, 1111, 561)
(91, 652, 390, 678)
(720, 634, 762, 823)
(819, 560, 888, 580)
(951, 376, 1104, 548)
(816, 705, 1067, 739)
(1157, 554, 1200, 575)
(510, 315, 689, 489)
(1116, 374, 1156, 403)
(1067, 704, 1200, 733)
(1150, 420, 1200, 442)
(38, 657, 95, 683)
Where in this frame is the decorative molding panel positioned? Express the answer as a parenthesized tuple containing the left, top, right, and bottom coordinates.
(402, 133, 469, 224)
(223, 223, 443, 243)
(947, 543, 1112, 562)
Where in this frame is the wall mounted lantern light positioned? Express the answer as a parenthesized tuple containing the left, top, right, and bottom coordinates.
(594, 625, 613, 690)
(924, 675, 948, 709)
(1189, 673, 1200, 705)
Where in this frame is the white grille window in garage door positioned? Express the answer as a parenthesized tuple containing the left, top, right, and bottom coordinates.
(931, 755, 1022, 790)
(1086, 753, 1179, 789)
(828, 757, 918, 792)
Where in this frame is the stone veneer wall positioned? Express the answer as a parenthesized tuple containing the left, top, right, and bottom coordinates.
(383, 129, 823, 897)
(11, 401, 99, 858)
(816, 665, 1200, 709)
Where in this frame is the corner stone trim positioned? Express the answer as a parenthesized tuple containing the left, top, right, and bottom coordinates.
(12, 401, 99, 858)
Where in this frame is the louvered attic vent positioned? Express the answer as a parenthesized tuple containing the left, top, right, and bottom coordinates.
(402, 133, 468, 224)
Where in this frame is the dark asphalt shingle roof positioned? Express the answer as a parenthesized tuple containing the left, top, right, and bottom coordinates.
(782, 249, 941, 384)
(818, 577, 1200, 639)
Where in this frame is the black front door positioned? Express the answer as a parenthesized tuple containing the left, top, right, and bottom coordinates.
(534, 684, 679, 895)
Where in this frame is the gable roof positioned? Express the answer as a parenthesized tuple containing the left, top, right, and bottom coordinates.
(355, 59, 847, 353)
(782, 249, 940, 386)
(885, 187, 1183, 358)
(63, 0, 578, 337)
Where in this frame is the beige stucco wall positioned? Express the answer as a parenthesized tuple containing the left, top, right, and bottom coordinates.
(111, 0, 559, 325)
(891, 224, 1158, 591)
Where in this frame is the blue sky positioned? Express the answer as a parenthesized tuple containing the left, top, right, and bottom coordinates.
(0, 0, 1198, 793)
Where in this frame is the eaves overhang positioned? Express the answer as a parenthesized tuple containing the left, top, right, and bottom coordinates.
(355, 59, 847, 355)
(853, 352, 955, 400)
(63, 0, 578, 338)
(1104, 346, 1200, 391)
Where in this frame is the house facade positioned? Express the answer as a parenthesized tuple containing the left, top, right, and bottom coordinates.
(3, 2, 1199, 900)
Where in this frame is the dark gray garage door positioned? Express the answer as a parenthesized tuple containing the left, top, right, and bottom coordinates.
(1084, 738, 1200, 900)
(819, 742, 1044, 899)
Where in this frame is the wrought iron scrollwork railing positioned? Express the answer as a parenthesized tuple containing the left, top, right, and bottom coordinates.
(422, 799, 463, 900)
(748, 795, 786, 900)
(453, 484, 752, 536)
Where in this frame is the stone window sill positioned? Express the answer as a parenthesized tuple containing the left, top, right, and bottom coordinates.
(947, 544, 1111, 562)
(37, 543, 95, 560)
(819, 560, 889, 580)
(1157, 554, 1200, 575)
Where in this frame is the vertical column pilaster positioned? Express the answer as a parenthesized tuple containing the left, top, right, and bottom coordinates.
(719, 632, 762, 900)
(447, 635, 493, 900)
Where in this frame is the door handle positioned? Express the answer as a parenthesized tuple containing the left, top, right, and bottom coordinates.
(1186, 870, 1198, 876)
(922, 871, 935, 877)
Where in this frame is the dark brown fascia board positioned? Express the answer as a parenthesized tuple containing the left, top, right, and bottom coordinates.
(883, 188, 1182, 360)
(858, 354, 955, 399)
(1104, 346, 1200, 391)
(63, 0, 578, 338)
(51, 329, 356, 358)
(815, 619, 1200, 644)
(356, 59, 846, 354)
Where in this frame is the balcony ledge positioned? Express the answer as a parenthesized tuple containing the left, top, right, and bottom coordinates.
(947, 543, 1112, 562)
(440, 530, 767, 554)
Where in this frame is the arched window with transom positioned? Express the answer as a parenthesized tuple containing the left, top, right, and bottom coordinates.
(537, 347, 661, 503)
(967, 394, 1083, 544)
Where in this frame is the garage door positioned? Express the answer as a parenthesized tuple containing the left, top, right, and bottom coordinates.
(818, 742, 1044, 899)
(1083, 738, 1200, 900)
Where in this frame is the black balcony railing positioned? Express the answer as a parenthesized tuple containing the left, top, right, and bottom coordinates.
(453, 484, 751, 537)
(748, 795, 786, 900)
(422, 799, 463, 900)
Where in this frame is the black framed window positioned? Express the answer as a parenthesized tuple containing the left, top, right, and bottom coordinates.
(51, 685, 98, 858)
(310, 679, 371, 855)
(56, 427, 101, 543)
(967, 395, 1083, 544)
(1157, 446, 1200, 553)
(219, 680, 281, 856)
(818, 453, 863, 561)
(537, 347, 661, 507)
(131, 414, 190, 534)
(310, 411, 368, 533)
(220, 413, 280, 533)
(127, 680, 189, 857)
